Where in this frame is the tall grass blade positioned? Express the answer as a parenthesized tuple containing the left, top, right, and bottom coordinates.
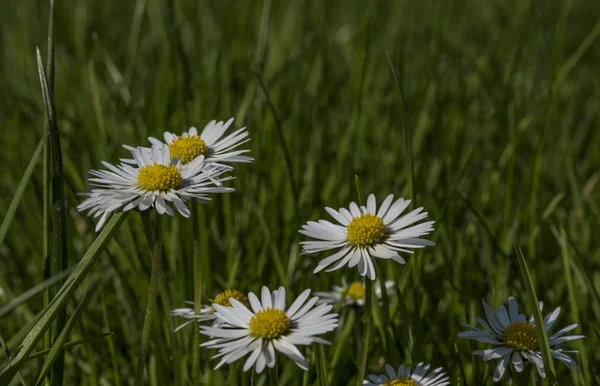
(0, 212, 128, 384)
(0, 134, 48, 249)
(315, 344, 329, 386)
(37, 27, 67, 383)
(134, 213, 163, 386)
(27, 333, 112, 362)
(34, 283, 97, 385)
(552, 226, 589, 385)
(514, 245, 557, 384)
(254, 72, 299, 221)
(386, 53, 414, 206)
(0, 267, 73, 319)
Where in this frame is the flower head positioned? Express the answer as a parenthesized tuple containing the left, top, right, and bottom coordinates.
(172, 289, 249, 331)
(363, 362, 450, 386)
(300, 194, 434, 279)
(200, 286, 338, 373)
(458, 297, 584, 381)
(148, 118, 253, 164)
(314, 278, 395, 307)
(77, 144, 233, 231)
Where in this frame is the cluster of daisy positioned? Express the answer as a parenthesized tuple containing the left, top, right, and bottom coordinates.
(78, 118, 584, 383)
(78, 119, 251, 230)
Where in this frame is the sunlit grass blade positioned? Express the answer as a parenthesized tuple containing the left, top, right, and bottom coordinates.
(34, 283, 97, 385)
(0, 134, 48, 249)
(0, 267, 73, 320)
(514, 244, 557, 384)
(0, 212, 128, 384)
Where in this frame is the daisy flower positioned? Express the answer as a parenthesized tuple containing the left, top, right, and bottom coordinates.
(314, 278, 395, 307)
(457, 297, 584, 381)
(200, 286, 338, 373)
(172, 289, 249, 331)
(299, 194, 435, 280)
(77, 144, 233, 231)
(147, 118, 253, 165)
(363, 362, 450, 386)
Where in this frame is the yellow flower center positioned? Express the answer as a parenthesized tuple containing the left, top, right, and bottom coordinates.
(213, 289, 250, 308)
(346, 213, 386, 247)
(137, 163, 182, 191)
(248, 308, 291, 340)
(384, 379, 417, 386)
(344, 282, 366, 301)
(168, 135, 208, 164)
(503, 321, 538, 351)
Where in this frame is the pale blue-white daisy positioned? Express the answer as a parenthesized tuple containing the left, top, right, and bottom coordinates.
(458, 297, 584, 381)
(363, 362, 450, 386)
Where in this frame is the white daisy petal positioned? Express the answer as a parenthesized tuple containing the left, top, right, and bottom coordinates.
(78, 144, 233, 230)
(365, 360, 450, 386)
(300, 194, 433, 280)
(458, 296, 583, 381)
(200, 286, 338, 374)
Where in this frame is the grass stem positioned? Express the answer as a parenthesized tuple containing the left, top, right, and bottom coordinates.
(192, 201, 202, 383)
(134, 213, 163, 386)
(356, 279, 373, 386)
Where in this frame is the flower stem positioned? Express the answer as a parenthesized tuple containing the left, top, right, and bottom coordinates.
(356, 279, 373, 386)
(192, 201, 202, 383)
(134, 213, 163, 386)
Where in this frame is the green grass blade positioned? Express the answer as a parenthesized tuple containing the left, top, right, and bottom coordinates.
(386, 52, 414, 206)
(254, 72, 299, 222)
(556, 20, 600, 86)
(26, 333, 113, 362)
(0, 267, 73, 319)
(394, 285, 414, 353)
(514, 245, 557, 384)
(0, 212, 128, 384)
(315, 344, 329, 386)
(552, 226, 589, 385)
(35, 284, 97, 385)
(0, 134, 48, 249)
(37, 36, 68, 385)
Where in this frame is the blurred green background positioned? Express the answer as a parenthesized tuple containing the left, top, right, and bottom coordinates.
(1, 0, 599, 385)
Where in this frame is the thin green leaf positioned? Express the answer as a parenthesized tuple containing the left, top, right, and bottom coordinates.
(386, 52, 414, 207)
(0, 267, 73, 319)
(26, 333, 113, 362)
(0, 212, 128, 384)
(0, 134, 48, 249)
(552, 226, 589, 385)
(315, 344, 329, 386)
(35, 283, 97, 385)
(394, 285, 414, 352)
(514, 245, 557, 384)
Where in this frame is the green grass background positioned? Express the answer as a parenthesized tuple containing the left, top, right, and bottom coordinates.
(1, 0, 600, 385)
